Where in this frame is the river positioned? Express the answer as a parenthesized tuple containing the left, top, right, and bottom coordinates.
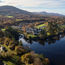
(19, 34, 65, 65)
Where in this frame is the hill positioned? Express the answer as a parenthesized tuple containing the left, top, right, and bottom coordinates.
(0, 5, 65, 27)
(0, 6, 64, 17)
(0, 5, 32, 16)
(33, 12, 64, 16)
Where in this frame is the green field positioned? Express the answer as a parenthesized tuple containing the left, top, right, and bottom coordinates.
(6, 16, 13, 18)
(36, 24, 47, 29)
(16, 19, 23, 21)
(1, 29, 6, 31)
(28, 34, 37, 37)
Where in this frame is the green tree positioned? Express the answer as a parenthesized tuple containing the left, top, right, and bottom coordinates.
(47, 22, 61, 35)
(5, 27, 20, 41)
(39, 29, 47, 39)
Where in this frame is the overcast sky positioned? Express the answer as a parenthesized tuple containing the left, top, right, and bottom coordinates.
(0, 0, 65, 15)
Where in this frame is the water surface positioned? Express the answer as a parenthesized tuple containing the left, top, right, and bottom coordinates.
(20, 34, 65, 65)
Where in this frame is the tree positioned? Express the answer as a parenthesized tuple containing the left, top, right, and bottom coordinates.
(15, 46, 28, 55)
(39, 29, 47, 39)
(21, 52, 49, 65)
(0, 31, 4, 38)
(5, 27, 20, 41)
(47, 22, 61, 35)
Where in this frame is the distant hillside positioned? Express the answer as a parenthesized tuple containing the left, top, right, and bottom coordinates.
(33, 12, 64, 16)
(0, 6, 45, 20)
(0, 6, 32, 16)
(0, 6, 64, 17)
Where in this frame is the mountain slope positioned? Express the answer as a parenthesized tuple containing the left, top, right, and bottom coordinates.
(0, 5, 64, 17)
(33, 12, 64, 16)
(0, 6, 31, 16)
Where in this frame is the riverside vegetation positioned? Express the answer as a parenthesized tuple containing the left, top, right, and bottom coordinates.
(23, 21, 65, 40)
(0, 27, 49, 65)
(0, 6, 65, 65)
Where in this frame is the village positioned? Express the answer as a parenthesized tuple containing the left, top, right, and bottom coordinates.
(10, 20, 65, 39)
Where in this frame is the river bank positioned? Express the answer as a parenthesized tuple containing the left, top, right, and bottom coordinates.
(20, 33, 65, 65)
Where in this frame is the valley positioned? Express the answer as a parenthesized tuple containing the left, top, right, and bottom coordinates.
(0, 5, 65, 65)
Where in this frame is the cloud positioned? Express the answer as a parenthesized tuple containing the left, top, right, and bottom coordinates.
(0, 0, 65, 14)
(0, 0, 4, 2)
(0, 0, 64, 7)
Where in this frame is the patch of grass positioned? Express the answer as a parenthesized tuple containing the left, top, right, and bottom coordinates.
(1, 29, 6, 31)
(36, 24, 47, 29)
(16, 19, 23, 21)
(27, 34, 37, 38)
(6, 16, 13, 18)
(47, 32, 51, 36)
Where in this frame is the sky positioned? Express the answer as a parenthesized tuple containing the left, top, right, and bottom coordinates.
(0, 0, 65, 15)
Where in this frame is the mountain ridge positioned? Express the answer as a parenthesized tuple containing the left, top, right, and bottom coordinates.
(0, 5, 32, 16)
(0, 5, 64, 17)
(32, 12, 65, 16)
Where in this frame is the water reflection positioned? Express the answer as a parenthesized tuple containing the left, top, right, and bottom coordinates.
(25, 33, 65, 46)
(21, 33, 65, 65)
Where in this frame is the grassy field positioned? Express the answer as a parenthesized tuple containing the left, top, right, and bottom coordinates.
(16, 19, 23, 21)
(1, 29, 6, 31)
(6, 16, 13, 18)
(26, 34, 38, 38)
(3, 61, 15, 65)
(36, 23, 47, 29)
